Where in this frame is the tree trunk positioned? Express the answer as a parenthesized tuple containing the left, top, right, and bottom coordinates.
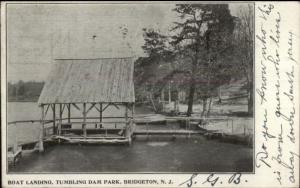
(168, 82, 171, 104)
(149, 92, 157, 112)
(186, 81, 196, 116)
(248, 81, 253, 115)
(187, 57, 198, 117)
(201, 99, 207, 117)
(207, 96, 213, 117)
(218, 86, 222, 104)
(161, 88, 165, 101)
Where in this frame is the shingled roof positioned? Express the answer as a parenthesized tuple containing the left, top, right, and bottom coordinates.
(38, 57, 135, 104)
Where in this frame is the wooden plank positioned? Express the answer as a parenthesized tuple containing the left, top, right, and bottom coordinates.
(70, 121, 128, 124)
(52, 135, 129, 144)
(7, 119, 53, 125)
(61, 128, 126, 131)
(133, 130, 204, 135)
(66, 116, 125, 119)
(54, 135, 126, 139)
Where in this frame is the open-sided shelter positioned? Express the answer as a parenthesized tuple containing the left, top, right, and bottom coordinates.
(37, 57, 135, 151)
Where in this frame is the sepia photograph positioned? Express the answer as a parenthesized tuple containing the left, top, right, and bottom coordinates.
(5, 2, 254, 173)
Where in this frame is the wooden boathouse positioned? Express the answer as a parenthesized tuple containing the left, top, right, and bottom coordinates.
(37, 57, 135, 151)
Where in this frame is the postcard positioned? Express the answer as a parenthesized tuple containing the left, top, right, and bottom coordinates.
(1, 1, 299, 187)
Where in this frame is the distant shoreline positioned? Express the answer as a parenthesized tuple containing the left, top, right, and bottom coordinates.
(8, 100, 38, 103)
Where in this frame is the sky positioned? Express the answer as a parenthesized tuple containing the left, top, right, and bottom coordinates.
(6, 3, 250, 83)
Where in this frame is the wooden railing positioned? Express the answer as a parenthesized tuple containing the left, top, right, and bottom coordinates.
(7, 116, 253, 140)
(7, 117, 131, 126)
(8, 119, 53, 125)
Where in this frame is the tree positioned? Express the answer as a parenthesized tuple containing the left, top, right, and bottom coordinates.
(137, 28, 177, 110)
(141, 28, 170, 60)
(140, 4, 239, 117)
(170, 4, 235, 116)
(233, 5, 254, 115)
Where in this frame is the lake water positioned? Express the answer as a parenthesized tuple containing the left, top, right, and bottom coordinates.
(7, 102, 129, 146)
(9, 136, 253, 173)
(7, 102, 253, 172)
(7, 102, 253, 146)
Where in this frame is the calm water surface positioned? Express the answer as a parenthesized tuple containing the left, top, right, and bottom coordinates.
(9, 136, 253, 173)
(7, 102, 253, 172)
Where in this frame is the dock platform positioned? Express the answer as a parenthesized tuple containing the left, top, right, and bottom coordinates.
(8, 146, 22, 166)
(133, 129, 205, 135)
(51, 135, 130, 144)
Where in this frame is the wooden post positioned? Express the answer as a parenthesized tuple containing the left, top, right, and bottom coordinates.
(132, 104, 134, 118)
(52, 104, 56, 135)
(185, 118, 188, 139)
(125, 103, 128, 139)
(68, 104, 71, 123)
(146, 121, 149, 139)
(39, 105, 45, 152)
(125, 104, 128, 122)
(125, 103, 133, 145)
(226, 118, 229, 128)
(171, 119, 175, 139)
(59, 104, 63, 136)
(13, 124, 18, 154)
(100, 103, 102, 126)
(188, 118, 191, 138)
(83, 103, 87, 138)
(168, 82, 171, 104)
(132, 104, 135, 131)
(161, 88, 165, 101)
(128, 119, 132, 146)
(231, 119, 234, 134)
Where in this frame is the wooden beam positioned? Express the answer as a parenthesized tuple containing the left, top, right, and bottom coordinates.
(125, 103, 128, 121)
(132, 104, 135, 116)
(83, 103, 87, 138)
(125, 103, 128, 139)
(61, 104, 66, 115)
(44, 104, 50, 117)
(126, 103, 131, 110)
(94, 105, 101, 113)
(102, 103, 110, 112)
(72, 103, 81, 111)
(59, 104, 63, 137)
(52, 104, 56, 135)
(100, 103, 103, 125)
(67, 104, 71, 123)
(39, 105, 45, 152)
(86, 103, 96, 115)
(110, 103, 120, 110)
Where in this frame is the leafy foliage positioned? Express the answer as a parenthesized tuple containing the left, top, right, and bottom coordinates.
(137, 4, 253, 116)
(8, 81, 45, 102)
